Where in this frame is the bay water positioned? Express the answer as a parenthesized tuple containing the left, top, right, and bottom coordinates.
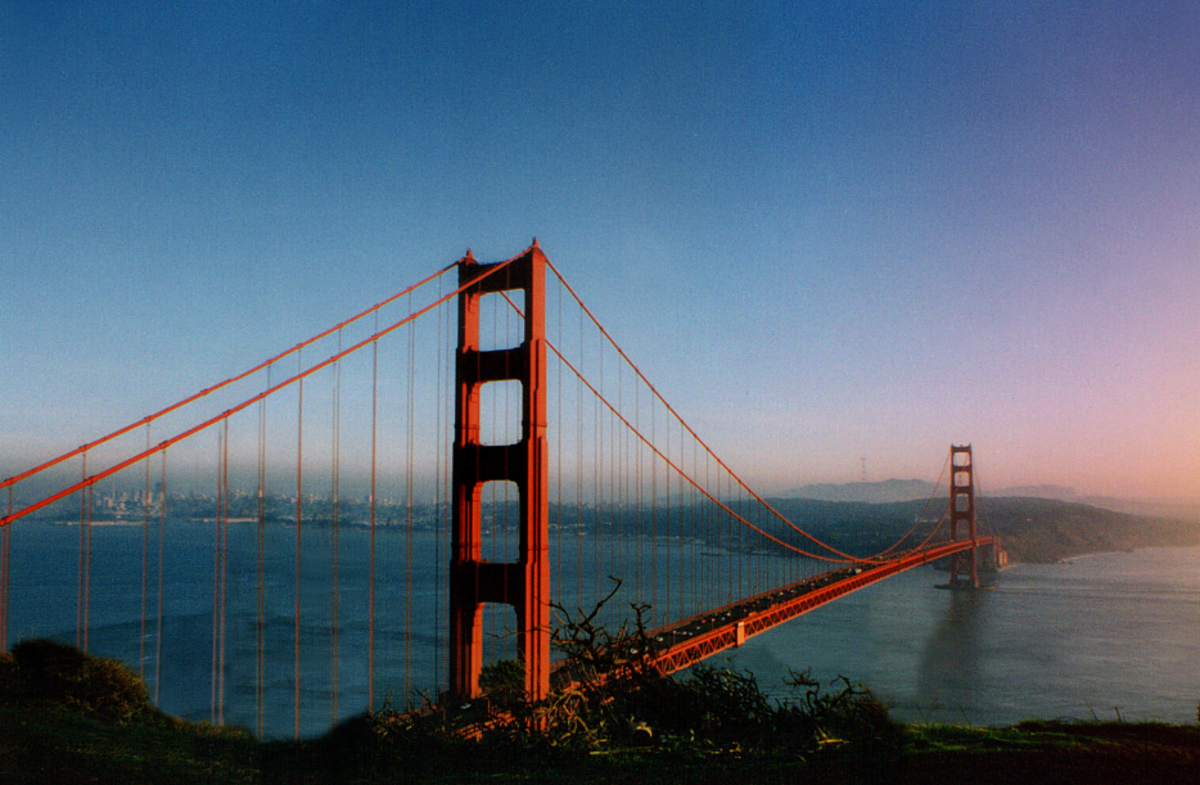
(6, 520, 1198, 736)
(723, 546, 1200, 727)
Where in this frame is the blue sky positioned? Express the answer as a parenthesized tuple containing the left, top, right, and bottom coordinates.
(3, 1, 1198, 499)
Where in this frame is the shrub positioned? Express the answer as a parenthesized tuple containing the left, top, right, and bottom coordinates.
(540, 581, 900, 757)
(479, 658, 525, 704)
(368, 581, 900, 764)
(7, 639, 154, 723)
(777, 668, 901, 753)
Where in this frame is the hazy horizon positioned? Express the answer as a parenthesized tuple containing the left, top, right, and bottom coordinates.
(3, 2, 1198, 502)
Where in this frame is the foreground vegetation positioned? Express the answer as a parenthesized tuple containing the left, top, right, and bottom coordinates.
(2, 639, 1198, 784)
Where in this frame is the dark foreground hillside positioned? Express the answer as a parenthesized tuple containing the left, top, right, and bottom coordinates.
(2, 640, 1197, 785)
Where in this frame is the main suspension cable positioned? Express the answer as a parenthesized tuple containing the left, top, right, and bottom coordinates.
(1, 257, 523, 530)
(542, 262, 867, 563)
(0, 262, 460, 495)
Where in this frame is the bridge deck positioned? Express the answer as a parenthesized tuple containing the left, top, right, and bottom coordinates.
(618, 537, 997, 678)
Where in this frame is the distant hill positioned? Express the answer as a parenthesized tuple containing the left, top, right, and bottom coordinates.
(785, 479, 1089, 504)
(977, 496, 1200, 562)
(783, 479, 937, 503)
(763, 494, 1200, 564)
(783, 480, 1200, 522)
(1076, 495, 1200, 521)
(990, 484, 1078, 501)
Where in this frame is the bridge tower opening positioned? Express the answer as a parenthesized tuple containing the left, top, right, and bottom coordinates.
(449, 243, 551, 701)
(948, 444, 979, 589)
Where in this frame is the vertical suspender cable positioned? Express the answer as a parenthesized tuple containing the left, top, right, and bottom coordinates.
(623, 367, 630, 587)
(489, 295, 499, 652)
(331, 334, 342, 725)
(664, 417, 670, 625)
(610, 354, 618, 580)
(734, 474, 742, 599)
(486, 298, 495, 643)
(596, 329, 603, 604)
(438, 290, 449, 691)
(405, 294, 415, 707)
(575, 306, 583, 604)
(615, 364, 622, 593)
(690, 435, 697, 615)
(725, 472, 733, 605)
(592, 329, 600, 605)
(295, 352, 304, 739)
(155, 451, 166, 705)
(436, 288, 449, 692)
(754, 487, 762, 594)
(141, 426, 150, 681)
(756, 496, 763, 592)
(634, 375, 641, 595)
(212, 422, 230, 725)
(504, 297, 512, 653)
(738, 483, 745, 600)
(256, 367, 269, 737)
(84, 451, 93, 652)
(650, 399, 657, 617)
(751, 484, 759, 594)
(220, 417, 229, 725)
(368, 315, 378, 713)
(604, 340, 614, 580)
(212, 430, 222, 723)
(443, 287, 453, 688)
(623, 364, 629, 578)
(85, 470, 92, 653)
(704, 452, 711, 612)
(555, 280, 562, 611)
(2, 485, 10, 652)
(681, 427, 688, 614)
(77, 453, 84, 650)
(638, 378, 645, 603)
(433, 284, 444, 691)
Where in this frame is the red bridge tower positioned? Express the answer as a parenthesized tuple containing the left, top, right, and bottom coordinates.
(449, 244, 551, 701)
(948, 444, 979, 588)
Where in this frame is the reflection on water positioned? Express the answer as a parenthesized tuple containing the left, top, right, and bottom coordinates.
(914, 589, 986, 722)
(724, 547, 1200, 727)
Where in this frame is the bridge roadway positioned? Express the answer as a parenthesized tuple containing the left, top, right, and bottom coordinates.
(553, 537, 997, 687)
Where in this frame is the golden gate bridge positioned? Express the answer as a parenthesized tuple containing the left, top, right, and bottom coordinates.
(0, 242, 998, 737)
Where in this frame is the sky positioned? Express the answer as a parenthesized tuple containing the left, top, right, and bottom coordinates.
(2, 1, 1198, 501)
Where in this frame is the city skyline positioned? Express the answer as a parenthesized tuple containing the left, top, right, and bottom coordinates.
(3, 2, 1198, 501)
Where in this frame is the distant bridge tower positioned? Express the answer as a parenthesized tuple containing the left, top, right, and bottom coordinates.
(449, 244, 551, 701)
(948, 444, 979, 588)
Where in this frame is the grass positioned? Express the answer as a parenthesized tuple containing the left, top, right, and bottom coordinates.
(896, 722, 1200, 785)
(2, 642, 1198, 784)
(0, 641, 257, 784)
(0, 700, 258, 785)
